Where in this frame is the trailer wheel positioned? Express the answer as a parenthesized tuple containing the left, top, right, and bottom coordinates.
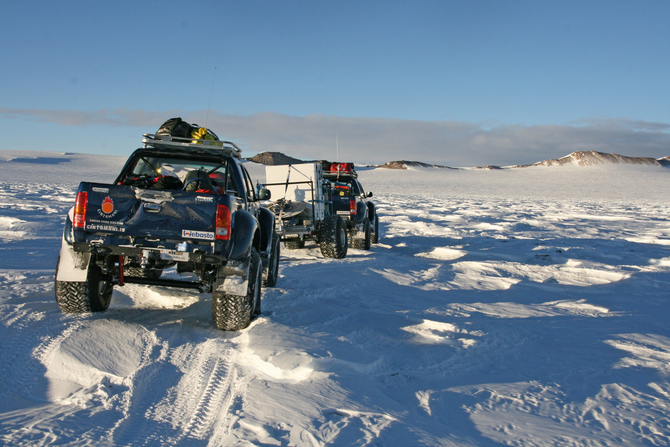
(319, 215, 348, 259)
(212, 248, 262, 331)
(263, 232, 280, 288)
(55, 256, 113, 313)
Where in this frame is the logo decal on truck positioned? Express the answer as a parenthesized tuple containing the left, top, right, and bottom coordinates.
(98, 196, 118, 218)
(182, 229, 215, 240)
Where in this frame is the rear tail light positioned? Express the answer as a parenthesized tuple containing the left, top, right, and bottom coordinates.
(350, 199, 356, 215)
(73, 192, 88, 228)
(215, 204, 231, 240)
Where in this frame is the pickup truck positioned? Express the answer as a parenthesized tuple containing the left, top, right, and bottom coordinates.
(54, 133, 280, 331)
(323, 162, 379, 249)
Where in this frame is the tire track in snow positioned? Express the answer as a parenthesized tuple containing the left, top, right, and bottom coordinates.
(143, 337, 249, 446)
(179, 357, 239, 443)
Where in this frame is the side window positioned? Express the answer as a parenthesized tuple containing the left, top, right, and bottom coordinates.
(226, 169, 239, 196)
(241, 165, 256, 202)
(355, 180, 365, 196)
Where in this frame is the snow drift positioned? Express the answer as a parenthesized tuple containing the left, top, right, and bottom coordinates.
(0, 150, 669, 446)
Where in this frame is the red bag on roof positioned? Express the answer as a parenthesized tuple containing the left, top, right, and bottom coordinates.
(330, 162, 354, 174)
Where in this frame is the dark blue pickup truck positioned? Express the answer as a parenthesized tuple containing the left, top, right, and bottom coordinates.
(54, 133, 280, 331)
(323, 162, 379, 249)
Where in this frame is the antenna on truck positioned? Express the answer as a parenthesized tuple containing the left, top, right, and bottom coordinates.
(205, 66, 217, 128)
(336, 132, 339, 162)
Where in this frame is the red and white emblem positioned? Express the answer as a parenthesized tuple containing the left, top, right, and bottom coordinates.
(101, 197, 114, 215)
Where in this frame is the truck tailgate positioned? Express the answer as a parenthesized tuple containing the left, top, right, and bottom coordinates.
(82, 183, 219, 241)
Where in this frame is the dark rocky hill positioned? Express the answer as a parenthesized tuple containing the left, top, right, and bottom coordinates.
(246, 152, 306, 165)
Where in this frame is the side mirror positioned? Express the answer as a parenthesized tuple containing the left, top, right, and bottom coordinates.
(258, 188, 271, 200)
(367, 192, 373, 198)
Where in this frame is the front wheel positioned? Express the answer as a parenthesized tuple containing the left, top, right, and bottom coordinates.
(319, 215, 348, 259)
(212, 248, 262, 331)
(351, 217, 371, 250)
(124, 266, 163, 280)
(55, 256, 113, 313)
(371, 212, 380, 244)
(284, 238, 305, 250)
(263, 232, 280, 288)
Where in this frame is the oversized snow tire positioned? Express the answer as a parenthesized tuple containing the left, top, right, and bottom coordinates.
(284, 238, 305, 250)
(371, 212, 379, 244)
(319, 215, 348, 259)
(124, 266, 163, 280)
(54, 256, 113, 313)
(263, 232, 280, 288)
(351, 217, 371, 250)
(212, 248, 262, 331)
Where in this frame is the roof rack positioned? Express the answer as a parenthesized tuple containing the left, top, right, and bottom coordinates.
(142, 133, 243, 158)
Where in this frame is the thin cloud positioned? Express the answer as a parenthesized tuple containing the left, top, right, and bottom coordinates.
(1, 108, 668, 166)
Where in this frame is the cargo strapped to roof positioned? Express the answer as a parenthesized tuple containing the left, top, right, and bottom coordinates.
(323, 161, 357, 178)
(142, 133, 242, 158)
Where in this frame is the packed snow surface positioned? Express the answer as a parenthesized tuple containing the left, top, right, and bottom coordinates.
(1, 151, 669, 446)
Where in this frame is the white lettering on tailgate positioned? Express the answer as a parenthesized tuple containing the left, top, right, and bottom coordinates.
(182, 229, 215, 240)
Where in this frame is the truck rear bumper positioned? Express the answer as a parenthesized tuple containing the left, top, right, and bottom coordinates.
(73, 242, 225, 265)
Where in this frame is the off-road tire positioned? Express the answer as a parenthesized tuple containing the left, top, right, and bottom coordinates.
(54, 256, 113, 313)
(263, 233, 280, 288)
(351, 217, 371, 250)
(212, 248, 262, 331)
(371, 212, 380, 244)
(124, 266, 163, 280)
(319, 215, 348, 259)
(284, 238, 305, 250)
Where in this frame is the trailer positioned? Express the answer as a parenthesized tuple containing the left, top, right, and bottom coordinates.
(263, 163, 348, 258)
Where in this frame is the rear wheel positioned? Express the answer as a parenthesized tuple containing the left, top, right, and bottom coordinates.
(319, 215, 348, 259)
(55, 256, 113, 313)
(212, 249, 262, 331)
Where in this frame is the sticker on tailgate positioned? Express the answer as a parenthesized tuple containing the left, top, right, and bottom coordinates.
(182, 229, 215, 240)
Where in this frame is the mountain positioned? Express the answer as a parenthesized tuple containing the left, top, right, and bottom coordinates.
(519, 151, 666, 168)
(245, 150, 669, 170)
(246, 151, 306, 165)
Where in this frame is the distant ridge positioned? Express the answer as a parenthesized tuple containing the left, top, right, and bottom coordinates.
(245, 150, 670, 169)
(518, 151, 666, 168)
(377, 160, 455, 170)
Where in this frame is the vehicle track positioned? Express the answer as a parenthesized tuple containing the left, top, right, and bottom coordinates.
(139, 337, 249, 447)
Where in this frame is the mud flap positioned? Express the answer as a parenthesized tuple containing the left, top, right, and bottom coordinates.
(216, 259, 250, 296)
(56, 238, 91, 282)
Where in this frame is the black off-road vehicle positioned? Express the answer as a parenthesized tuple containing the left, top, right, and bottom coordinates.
(323, 162, 379, 249)
(54, 129, 279, 331)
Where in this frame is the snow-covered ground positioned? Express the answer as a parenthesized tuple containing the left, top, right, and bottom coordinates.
(1, 150, 669, 446)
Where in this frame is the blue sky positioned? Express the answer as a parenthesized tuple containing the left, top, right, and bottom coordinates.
(1, 0, 669, 166)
